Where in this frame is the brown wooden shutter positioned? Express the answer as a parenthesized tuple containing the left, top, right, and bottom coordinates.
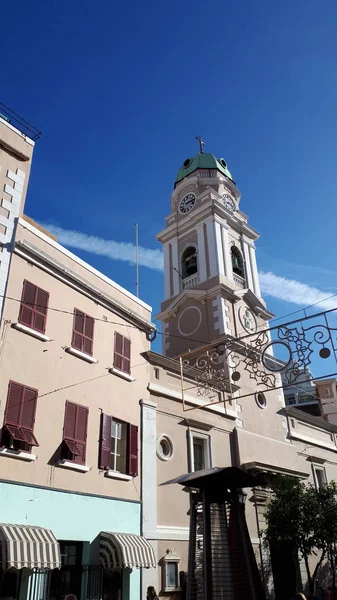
(20, 387, 37, 430)
(122, 338, 131, 374)
(21, 386, 39, 447)
(99, 413, 112, 469)
(4, 382, 23, 426)
(72, 309, 84, 350)
(19, 281, 36, 328)
(83, 316, 94, 356)
(127, 424, 138, 476)
(74, 405, 88, 464)
(4, 382, 39, 446)
(34, 289, 49, 333)
(114, 333, 123, 370)
(63, 401, 78, 440)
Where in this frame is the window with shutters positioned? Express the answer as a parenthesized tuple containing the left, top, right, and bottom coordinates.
(71, 309, 94, 356)
(61, 401, 89, 465)
(113, 333, 131, 374)
(1, 381, 39, 451)
(19, 280, 49, 334)
(99, 413, 138, 476)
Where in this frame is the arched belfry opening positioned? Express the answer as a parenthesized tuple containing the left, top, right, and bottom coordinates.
(182, 246, 198, 280)
(231, 246, 245, 280)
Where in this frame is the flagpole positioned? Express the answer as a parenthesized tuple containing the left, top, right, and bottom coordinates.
(135, 223, 139, 298)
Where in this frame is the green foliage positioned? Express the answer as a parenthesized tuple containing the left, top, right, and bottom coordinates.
(265, 477, 337, 593)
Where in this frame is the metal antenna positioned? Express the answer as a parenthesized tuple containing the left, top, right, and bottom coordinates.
(135, 223, 139, 297)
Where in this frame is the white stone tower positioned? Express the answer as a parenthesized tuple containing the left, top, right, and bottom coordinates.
(156, 145, 274, 357)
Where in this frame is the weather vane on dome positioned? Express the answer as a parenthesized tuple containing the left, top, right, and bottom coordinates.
(196, 136, 205, 154)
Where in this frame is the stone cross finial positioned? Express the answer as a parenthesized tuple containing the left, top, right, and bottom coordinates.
(196, 136, 205, 154)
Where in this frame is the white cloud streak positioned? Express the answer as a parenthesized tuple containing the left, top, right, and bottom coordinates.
(259, 271, 337, 310)
(41, 223, 164, 272)
(40, 223, 337, 311)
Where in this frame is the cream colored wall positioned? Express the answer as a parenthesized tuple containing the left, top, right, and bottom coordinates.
(0, 239, 151, 500)
(150, 361, 235, 527)
(0, 120, 34, 216)
(16, 221, 151, 323)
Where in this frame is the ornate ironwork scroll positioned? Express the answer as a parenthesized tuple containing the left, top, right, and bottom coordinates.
(180, 308, 337, 401)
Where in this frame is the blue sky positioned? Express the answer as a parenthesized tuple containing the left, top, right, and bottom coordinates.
(2, 0, 337, 376)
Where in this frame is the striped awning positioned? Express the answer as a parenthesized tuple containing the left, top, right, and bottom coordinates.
(0, 523, 61, 570)
(100, 532, 156, 569)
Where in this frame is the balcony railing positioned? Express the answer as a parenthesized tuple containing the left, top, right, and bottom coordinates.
(183, 273, 199, 290)
(233, 273, 246, 288)
(0, 101, 41, 140)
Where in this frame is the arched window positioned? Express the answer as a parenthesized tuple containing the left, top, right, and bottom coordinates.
(231, 246, 245, 279)
(182, 246, 198, 279)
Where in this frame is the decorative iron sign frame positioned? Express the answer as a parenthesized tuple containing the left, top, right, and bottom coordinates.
(179, 307, 337, 411)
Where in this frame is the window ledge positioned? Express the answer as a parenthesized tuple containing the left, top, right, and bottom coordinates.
(12, 322, 50, 342)
(0, 447, 36, 462)
(66, 347, 97, 364)
(57, 460, 91, 473)
(163, 588, 181, 593)
(104, 470, 133, 481)
(109, 367, 134, 382)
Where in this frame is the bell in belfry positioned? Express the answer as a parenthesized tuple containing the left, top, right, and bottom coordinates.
(232, 255, 241, 275)
(185, 254, 197, 276)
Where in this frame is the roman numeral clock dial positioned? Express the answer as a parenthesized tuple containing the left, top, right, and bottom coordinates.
(179, 193, 196, 214)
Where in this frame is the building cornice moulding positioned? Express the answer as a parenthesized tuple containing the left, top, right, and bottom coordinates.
(18, 218, 152, 312)
(158, 201, 260, 244)
(284, 406, 337, 434)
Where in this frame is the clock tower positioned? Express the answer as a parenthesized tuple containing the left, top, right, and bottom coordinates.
(156, 146, 274, 357)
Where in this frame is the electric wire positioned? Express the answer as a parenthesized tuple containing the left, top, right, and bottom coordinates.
(1, 288, 337, 347)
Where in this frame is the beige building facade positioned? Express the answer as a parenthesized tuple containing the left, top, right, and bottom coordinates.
(140, 151, 337, 600)
(0, 111, 157, 600)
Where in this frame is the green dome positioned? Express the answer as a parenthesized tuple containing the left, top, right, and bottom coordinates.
(175, 152, 235, 185)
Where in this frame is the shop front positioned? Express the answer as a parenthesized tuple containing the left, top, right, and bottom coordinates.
(0, 481, 152, 600)
(0, 526, 155, 600)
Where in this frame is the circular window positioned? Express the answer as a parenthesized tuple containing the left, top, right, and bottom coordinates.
(220, 158, 227, 168)
(157, 435, 174, 461)
(183, 158, 191, 168)
(255, 391, 267, 409)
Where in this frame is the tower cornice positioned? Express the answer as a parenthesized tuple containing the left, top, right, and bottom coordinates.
(157, 201, 260, 244)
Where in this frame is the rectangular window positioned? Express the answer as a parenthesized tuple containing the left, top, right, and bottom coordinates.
(188, 431, 211, 472)
(285, 394, 296, 405)
(99, 413, 138, 476)
(71, 309, 94, 356)
(313, 465, 327, 489)
(19, 280, 49, 334)
(62, 401, 89, 465)
(110, 419, 127, 472)
(1, 381, 39, 451)
(113, 333, 131, 374)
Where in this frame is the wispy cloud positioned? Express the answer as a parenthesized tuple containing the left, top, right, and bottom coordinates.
(39, 223, 337, 311)
(259, 272, 337, 310)
(40, 223, 164, 272)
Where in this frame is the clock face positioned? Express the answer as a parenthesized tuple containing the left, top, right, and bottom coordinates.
(179, 193, 196, 214)
(223, 194, 235, 212)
